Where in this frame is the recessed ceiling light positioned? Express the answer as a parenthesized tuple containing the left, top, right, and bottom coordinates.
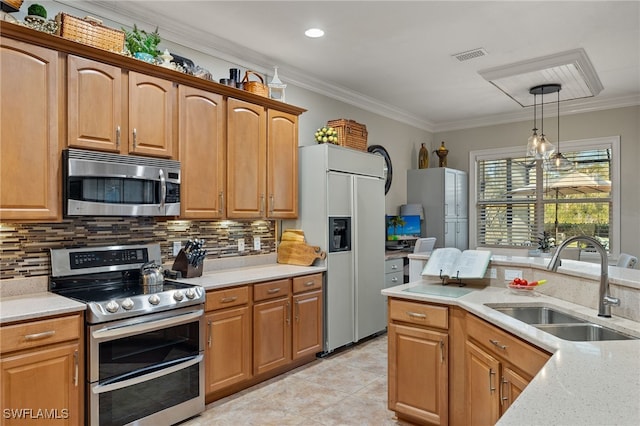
(305, 28, 324, 38)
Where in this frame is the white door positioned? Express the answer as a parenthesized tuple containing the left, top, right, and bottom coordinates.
(325, 172, 355, 352)
(354, 175, 386, 341)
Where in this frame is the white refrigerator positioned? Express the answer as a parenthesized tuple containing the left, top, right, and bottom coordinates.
(285, 144, 386, 353)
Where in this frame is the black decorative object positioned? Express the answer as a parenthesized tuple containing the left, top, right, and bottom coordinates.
(367, 145, 392, 194)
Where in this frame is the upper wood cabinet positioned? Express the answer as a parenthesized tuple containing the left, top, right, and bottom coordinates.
(67, 55, 122, 152)
(226, 98, 267, 218)
(226, 99, 300, 219)
(267, 110, 298, 219)
(0, 37, 61, 221)
(179, 86, 226, 219)
(128, 71, 176, 158)
(67, 59, 175, 158)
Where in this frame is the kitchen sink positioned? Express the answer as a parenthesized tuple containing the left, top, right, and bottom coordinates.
(489, 304, 638, 341)
(493, 306, 587, 325)
(535, 324, 637, 341)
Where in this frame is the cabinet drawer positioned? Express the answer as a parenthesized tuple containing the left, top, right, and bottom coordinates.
(466, 314, 550, 377)
(206, 286, 249, 311)
(254, 279, 292, 302)
(385, 258, 404, 274)
(292, 273, 322, 294)
(385, 271, 404, 287)
(1, 314, 82, 353)
(389, 299, 448, 330)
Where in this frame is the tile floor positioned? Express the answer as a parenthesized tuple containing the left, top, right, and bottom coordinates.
(180, 334, 412, 425)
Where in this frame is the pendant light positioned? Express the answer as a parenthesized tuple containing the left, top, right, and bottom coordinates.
(547, 85, 574, 171)
(525, 92, 540, 157)
(527, 85, 556, 160)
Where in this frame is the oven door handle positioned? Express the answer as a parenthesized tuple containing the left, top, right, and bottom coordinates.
(91, 354, 203, 394)
(92, 309, 203, 342)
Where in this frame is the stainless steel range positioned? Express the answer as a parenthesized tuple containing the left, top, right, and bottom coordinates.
(49, 244, 205, 426)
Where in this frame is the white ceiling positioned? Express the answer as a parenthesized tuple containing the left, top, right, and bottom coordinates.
(71, 1, 640, 132)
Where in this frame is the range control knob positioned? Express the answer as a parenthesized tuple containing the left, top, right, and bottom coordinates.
(148, 294, 161, 305)
(105, 300, 119, 313)
(173, 291, 184, 302)
(185, 288, 196, 300)
(121, 298, 134, 310)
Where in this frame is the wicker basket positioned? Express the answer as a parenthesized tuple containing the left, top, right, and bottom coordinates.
(1, 0, 23, 12)
(55, 13, 125, 53)
(242, 70, 269, 97)
(326, 119, 368, 151)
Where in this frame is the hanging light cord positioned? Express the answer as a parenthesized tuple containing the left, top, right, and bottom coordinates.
(557, 89, 560, 152)
(540, 90, 544, 136)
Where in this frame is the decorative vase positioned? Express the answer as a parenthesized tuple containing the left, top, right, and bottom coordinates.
(418, 143, 429, 169)
(134, 52, 155, 63)
(434, 141, 449, 167)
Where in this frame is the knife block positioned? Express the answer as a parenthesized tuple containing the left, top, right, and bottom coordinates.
(172, 250, 203, 278)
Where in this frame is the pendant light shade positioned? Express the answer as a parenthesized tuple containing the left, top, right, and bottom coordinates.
(547, 86, 574, 171)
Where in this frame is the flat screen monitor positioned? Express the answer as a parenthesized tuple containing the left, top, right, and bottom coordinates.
(386, 215, 421, 241)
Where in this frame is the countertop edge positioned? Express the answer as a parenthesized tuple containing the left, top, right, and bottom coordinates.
(0, 292, 86, 325)
(0, 264, 326, 323)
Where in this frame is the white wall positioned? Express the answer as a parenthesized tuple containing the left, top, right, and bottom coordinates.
(433, 106, 640, 255)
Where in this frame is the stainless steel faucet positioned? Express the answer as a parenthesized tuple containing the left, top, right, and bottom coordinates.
(547, 235, 620, 317)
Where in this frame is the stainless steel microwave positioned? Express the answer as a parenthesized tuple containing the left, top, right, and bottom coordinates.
(63, 149, 180, 217)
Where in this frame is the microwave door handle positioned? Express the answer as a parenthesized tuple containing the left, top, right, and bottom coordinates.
(159, 169, 166, 211)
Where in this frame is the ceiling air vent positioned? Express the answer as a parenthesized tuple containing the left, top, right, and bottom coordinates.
(452, 48, 488, 62)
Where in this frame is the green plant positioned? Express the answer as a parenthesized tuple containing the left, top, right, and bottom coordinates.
(27, 3, 47, 18)
(537, 231, 555, 252)
(123, 24, 161, 56)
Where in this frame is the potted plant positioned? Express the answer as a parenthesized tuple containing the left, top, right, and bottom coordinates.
(26, 3, 46, 21)
(123, 24, 161, 63)
(537, 231, 555, 253)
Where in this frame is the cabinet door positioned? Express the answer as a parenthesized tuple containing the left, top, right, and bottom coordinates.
(67, 55, 122, 152)
(205, 306, 251, 394)
(455, 170, 468, 219)
(292, 289, 323, 359)
(128, 71, 175, 158)
(388, 323, 448, 425)
(465, 340, 500, 426)
(266, 109, 298, 218)
(0, 343, 80, 426)
(444, 168, 458, 219)
(227, 98, 266, 218)
(179, 86, 226, 219)
(0, 38, 60, 220)
(500, 365, 530, 415)
(253, 297, 291, 375)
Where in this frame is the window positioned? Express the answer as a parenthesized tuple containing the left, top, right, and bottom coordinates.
(469, 136, 620, 256)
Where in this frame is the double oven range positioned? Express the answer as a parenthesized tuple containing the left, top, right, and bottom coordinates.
(49, 244, 205, 426)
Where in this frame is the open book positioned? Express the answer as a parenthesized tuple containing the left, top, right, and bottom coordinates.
(422, 248, 492, 280)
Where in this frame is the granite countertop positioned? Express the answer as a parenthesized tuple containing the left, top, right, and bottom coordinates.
(382, 281, 640, 426)
(0, 292, 86, 325)
(0, 262, 326, 324)
(172, 263, 326, 290)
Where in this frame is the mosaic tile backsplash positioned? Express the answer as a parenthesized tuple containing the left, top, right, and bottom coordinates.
(0, 218, 275, 280)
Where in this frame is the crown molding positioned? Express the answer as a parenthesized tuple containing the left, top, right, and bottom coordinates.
(432, 94, 640, 133)
(55, 2, 640, 135)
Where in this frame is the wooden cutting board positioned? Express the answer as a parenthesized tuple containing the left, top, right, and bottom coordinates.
(277, 241, 326, 266)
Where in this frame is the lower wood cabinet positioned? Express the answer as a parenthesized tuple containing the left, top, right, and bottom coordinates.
(0, 314, 83, 426)
(292, 286, 323, 360)
(205, 286, 252, 394)
(204, 273, 323, 401)
(388, 298, 449, 426)
(253, 279, 292, 375)
(464, 313, 550, 425)
(387, 299, 551, 426)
